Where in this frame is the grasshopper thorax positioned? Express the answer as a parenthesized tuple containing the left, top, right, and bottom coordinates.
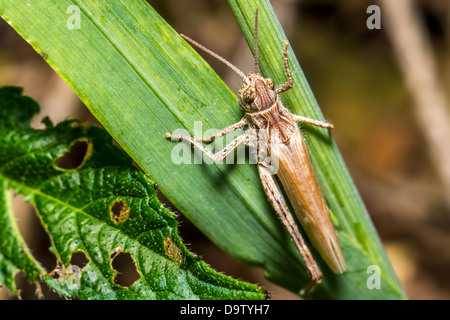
(238, 73, 277, 113)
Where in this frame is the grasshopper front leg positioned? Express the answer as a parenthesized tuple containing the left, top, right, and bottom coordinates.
(258, 165, 322, 295)
(291, 114, 334, 129)
(275, 39, 333, 131)
(166, 131, 249, 163)
(192, 118, 248, 143)
(166, 118, 249, 162)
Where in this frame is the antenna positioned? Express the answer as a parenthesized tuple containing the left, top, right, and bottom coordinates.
(253, 8, 261, 74)
(181, 34, 246, 78)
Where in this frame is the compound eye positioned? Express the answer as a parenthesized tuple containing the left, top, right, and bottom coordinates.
(244, 95, 254, 103)
(266, 78, 274, 89)
(243, 88, 256, 103)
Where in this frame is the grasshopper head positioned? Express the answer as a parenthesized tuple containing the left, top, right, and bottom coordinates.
(238, 73, 276, 113)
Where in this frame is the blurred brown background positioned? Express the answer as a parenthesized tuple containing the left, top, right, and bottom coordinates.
(0, 0, 449, 300)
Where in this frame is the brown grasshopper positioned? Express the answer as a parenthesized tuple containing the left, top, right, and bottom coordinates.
(166, 9, 346, 290)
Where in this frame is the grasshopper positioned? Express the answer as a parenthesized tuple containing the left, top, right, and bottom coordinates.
(166, 9, 346, 290)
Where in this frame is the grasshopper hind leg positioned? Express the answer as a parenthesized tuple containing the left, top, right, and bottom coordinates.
(257, 165, 322, 296)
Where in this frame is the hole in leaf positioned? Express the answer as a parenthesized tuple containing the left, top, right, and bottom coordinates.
(9, 193, 64, 299)
(164, 237, 183, 265)
(110, 251, 140, 288)
(49, 261, 64, 279)
(9, 272, 62, 300)
(55, 139, 91, 170)
(48, 260, 82, 288)
(70, 251, 89, 270)
(12, 193, 56, 272)
(14, 271, 38, 300)
(110, 200, 130, 223)
(48, 261, 81, 281)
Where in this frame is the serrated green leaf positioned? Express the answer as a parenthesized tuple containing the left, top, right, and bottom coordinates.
(0, 87, 44, 293)
(0, 86, 266, 300)
(0, 180, 44, 293)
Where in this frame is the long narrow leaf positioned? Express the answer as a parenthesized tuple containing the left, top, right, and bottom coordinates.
(228, 0, 406, 299)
